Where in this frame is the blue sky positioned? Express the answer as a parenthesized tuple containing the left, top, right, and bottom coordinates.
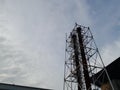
(88, 0, 120, 45)
(0, 0, 120, 90)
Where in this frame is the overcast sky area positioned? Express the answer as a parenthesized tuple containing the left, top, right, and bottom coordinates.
(0, 0, 120, 90)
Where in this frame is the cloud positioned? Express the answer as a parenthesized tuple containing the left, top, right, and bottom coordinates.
(0, 0, 94, 90)
(101, 39, 120, 66)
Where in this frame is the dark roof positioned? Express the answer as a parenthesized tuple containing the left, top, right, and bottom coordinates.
(91, 57, 120, 87)
(0, 83, 51, 90)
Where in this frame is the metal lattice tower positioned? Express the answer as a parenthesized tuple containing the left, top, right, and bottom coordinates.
(63, 24, 114, 90)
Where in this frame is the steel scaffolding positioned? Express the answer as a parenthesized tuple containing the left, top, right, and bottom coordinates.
(63, 24, 114, 90)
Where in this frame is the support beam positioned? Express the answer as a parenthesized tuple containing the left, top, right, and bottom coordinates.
(77, 27, 91, 90)
(72, 34, 81, 90)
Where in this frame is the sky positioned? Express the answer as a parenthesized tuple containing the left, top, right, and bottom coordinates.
(0, 0, 120, 90)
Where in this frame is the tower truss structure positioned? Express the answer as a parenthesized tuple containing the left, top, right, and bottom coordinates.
(63, 24, 114, 90)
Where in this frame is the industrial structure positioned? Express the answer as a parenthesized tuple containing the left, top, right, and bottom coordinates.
(0, 83, 50, 90)
(92, 57, 120, 90)
(63, 24, 118, 90)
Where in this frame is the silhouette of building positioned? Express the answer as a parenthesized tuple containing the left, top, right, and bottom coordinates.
(0, 83, 50, 90)
(92, 57, 120, 90)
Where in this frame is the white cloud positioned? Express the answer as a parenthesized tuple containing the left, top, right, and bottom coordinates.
(0, 0, 93, 90)
(101, 39, 120, 66)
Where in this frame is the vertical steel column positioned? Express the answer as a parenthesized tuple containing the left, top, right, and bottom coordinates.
(77, 27, 91, 90)
(72, 34, 81, 90)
